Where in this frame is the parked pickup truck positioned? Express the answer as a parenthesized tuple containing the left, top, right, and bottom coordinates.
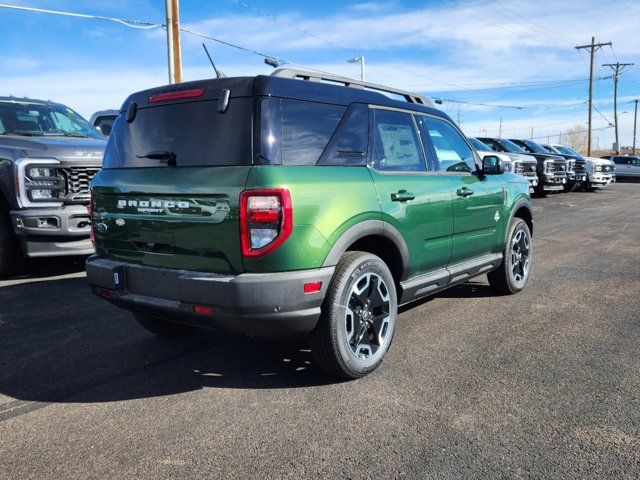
(86, 70, 533, 379)
(507, 139, 568, 195)
(541, 144, 588, 191)
(0, 96, 106, 276)
(475, 137, 539, 191)
(551, 145, 614, 190)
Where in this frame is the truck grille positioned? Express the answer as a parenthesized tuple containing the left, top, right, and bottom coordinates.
(514, 163, 525, 174)
(574, 160, 586, 174)
(61, 167, 101, 202)
(602, 164, 612, 173)
(554, 161, 567, 176)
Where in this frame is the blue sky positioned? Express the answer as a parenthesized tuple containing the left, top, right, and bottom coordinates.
(1, 0, 639, 149)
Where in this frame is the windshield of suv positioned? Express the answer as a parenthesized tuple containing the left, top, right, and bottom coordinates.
(0, 101, 102, 138)
(555, 145, 582, 157)
(497, 138, 527, 153)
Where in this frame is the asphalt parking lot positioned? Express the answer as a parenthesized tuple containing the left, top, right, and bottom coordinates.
(0, 182, 638, 479)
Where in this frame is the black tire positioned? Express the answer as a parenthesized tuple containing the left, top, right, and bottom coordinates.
(0, 209, 18, 278)
(533, 186, 547, 197)
(564, 181, 579, 192)
(488, 218, 532, 295)
(309, 251, 398, 379)
(134, 313, 195, 337)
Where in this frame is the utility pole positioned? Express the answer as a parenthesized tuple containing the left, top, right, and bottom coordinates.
(498, 117, 503, 137)
(457, 109, 461, 126)
(530, 127, 533, 140)
(165, 0, 182, 84)
(603, 62, 634, 153)
(575, 38, 612, 156)
(631, 99, 639, 155)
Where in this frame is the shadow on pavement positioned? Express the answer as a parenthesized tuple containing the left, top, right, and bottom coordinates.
(0, 259, 503, 406)
(4, 256, 88, 281)
(0, 271, 341, 406)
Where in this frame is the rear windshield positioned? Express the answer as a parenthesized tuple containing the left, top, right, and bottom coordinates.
(103, 98, 252, 168)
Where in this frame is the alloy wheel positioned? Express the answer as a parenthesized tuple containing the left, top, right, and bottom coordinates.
(344, 273, 393, 361)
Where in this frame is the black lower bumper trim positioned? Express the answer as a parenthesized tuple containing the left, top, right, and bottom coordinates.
(86, 256, 335, 338)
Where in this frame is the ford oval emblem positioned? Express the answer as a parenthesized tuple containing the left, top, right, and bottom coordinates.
(95, 222, 108, 234)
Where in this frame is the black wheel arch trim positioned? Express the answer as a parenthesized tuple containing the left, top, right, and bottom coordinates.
(321, 219, 411, 281)
(506, 197, 533, 243)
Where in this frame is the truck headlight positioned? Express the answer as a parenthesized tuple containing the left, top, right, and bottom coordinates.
(15, 158, 64, 208)
(544, 160, 555, 173)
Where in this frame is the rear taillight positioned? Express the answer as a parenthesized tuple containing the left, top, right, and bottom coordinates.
(240, 189, 292, 258)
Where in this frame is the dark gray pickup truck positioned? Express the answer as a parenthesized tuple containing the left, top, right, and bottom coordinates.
(0, 97, 106, 276)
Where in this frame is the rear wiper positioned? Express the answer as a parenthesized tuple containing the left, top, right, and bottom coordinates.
(136, 150, 177, 166)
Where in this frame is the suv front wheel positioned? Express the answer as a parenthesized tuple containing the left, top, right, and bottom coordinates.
(488, 217, 532, 294)
(309, 251, 398, 379)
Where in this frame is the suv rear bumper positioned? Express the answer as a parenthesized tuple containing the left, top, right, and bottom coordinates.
(10, 205, 94, 257)
(86, 256, 335, 338)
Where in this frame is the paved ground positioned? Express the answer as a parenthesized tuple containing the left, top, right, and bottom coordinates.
(0, 182, 638, 479)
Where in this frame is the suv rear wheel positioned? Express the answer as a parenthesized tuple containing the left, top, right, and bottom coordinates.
(488, 218, 532, 294)
(309, 251, 398, 379)
(134, 313, 195, 337)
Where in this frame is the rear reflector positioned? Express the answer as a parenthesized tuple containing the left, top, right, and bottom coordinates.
(193, 305, 213, 316)
(98, 288, 112, 298)
(303, 282, 322, 294)
(148, 88, 204, 103)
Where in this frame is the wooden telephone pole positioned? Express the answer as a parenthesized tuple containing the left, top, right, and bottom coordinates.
(575, 38, 611, 156)
(632, 99, 639, 155)
(603, 62, 634, 153)
(165, 0, 182, 84)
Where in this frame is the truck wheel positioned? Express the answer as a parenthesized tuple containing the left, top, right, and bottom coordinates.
(133, 313, 195, 337)
(488, 218, 532, 295)
(0, 209, 18, 278)
(309, 251, 398, 379)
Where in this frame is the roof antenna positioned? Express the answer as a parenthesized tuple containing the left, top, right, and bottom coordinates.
(202, 43, 225, 78)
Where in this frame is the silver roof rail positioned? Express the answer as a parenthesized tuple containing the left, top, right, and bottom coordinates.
(271, 68, 432, 107)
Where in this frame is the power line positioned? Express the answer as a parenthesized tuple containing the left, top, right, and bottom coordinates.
(0, 2, 161, 29)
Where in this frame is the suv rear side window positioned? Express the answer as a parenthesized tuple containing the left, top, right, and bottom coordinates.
(259, 98, 345, 165)
(420, 117, 475, 173)
(370, 109, 426, 172)
(103, 98, 252, 168)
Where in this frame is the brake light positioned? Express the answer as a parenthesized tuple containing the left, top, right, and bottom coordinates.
(240, 189, 292, 258)
(148, 88, 204, 103)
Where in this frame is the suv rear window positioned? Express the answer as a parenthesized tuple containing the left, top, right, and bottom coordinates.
(103, 98, 252, 168)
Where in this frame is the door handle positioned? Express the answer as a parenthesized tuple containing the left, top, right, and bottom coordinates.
(456, 187, 474, 197)
(390, 190, 416, 202)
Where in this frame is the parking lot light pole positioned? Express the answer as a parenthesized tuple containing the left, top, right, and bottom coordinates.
(165, 0, 182, 84)
(348, 56, 365, 82)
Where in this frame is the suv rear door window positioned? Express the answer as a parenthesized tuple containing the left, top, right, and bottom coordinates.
(370, 109, 426, 172)
(103, 98, 252, 168)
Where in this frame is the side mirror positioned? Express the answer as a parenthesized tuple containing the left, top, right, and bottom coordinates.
(99, 124, 112, 136)
(481, 155, 505, 175)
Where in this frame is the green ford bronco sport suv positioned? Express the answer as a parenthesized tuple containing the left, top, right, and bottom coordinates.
(87, 69, 533, 379)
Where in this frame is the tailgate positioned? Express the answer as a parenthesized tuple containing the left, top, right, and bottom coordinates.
(91, 166, 250, 274)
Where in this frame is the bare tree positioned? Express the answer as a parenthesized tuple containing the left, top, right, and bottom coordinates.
(562, 125, 589, 153)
